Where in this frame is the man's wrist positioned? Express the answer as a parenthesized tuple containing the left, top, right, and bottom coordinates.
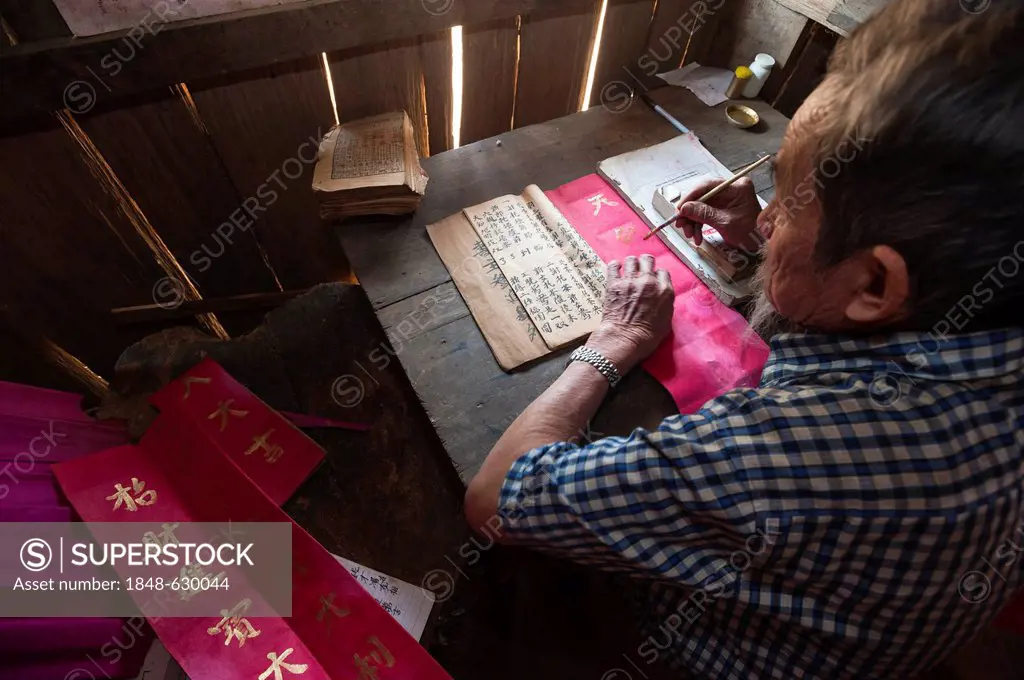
(585, 326, 642, 376)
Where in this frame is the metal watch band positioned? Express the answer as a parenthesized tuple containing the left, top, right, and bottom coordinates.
(568, 346, 622, 388)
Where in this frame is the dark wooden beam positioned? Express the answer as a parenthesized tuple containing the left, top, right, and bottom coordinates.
(0, 0, 592, 124)
(0, 0, 71, 42)
(112, 290, 307, 325)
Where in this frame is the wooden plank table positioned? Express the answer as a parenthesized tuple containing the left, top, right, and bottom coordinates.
(336, 87, 789, 481)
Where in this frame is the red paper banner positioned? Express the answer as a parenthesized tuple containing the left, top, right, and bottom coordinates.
(150, 359, 325, 507)
(54, 406, 450, 680)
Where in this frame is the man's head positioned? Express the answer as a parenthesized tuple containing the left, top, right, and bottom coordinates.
(755, 0, 1024, 338)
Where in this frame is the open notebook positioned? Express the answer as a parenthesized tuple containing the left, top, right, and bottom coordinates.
(427, 186, 606, 371)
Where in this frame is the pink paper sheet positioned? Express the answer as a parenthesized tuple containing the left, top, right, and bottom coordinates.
(546, 175, 769, 414)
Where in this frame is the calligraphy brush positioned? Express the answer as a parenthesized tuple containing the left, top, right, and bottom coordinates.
(643, 154, 773, 241)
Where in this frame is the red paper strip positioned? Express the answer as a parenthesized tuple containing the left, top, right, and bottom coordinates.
(546, 176, 769, 413)
(54, 413, 451, 680)
(150, 359, 325, 506)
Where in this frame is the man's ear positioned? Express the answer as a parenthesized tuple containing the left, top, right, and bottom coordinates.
(844, 245, 909, 324)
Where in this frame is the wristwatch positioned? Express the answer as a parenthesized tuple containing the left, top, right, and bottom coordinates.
(568, 346, 622, 388)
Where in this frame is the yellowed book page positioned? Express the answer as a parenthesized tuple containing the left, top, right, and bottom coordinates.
(521, 184, 606, 300)
(313, 113, 409, 193)
(426, 214, 547, 371)
(465, 196, 603, 350)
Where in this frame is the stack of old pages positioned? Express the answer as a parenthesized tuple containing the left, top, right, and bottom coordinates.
(313, 111, 429, 220)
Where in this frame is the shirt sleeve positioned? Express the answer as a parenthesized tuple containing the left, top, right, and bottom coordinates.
(497, 390, 775, 585)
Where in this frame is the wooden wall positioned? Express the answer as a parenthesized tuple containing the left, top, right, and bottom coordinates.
(0, 0, 869, 393)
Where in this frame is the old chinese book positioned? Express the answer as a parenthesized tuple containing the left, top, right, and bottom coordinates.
(426, 186, 605, 371)
(312, 111, 428, 220)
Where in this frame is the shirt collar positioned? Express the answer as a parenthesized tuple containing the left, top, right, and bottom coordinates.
(761, 327, 1024, 386)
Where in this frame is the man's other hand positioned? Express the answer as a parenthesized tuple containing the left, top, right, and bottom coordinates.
(675, 176, 761, 250)
(587, 255, 674, 375)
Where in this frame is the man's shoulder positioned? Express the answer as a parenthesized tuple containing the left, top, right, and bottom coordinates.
(650, 379, 1023, 515)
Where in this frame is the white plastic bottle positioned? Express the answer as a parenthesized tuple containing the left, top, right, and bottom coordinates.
(743, 53, 776, 98)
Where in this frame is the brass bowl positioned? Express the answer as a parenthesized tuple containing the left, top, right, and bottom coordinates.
(725, 103, 760, 129)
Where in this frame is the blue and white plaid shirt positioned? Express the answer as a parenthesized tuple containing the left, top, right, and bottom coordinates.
(498, 329, 1024, 680)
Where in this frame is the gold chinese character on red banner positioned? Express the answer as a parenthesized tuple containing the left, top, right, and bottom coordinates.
(245, 429, 284, 464)
(179, 562, 227, 602)
(182, 375, 212, 399)
(260, 648, 309, 680)
(316, 592, 350, 635)
(106, 478, 157, 512)
(142, 522, 180, 548)
(354, 636, 395, 680)
(208, 399, 250, 432)
(208, 598, 262, 648)
(587, 192, 618, 216)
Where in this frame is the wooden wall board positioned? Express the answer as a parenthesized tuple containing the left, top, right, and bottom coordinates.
(76, 92, 282, 306)
(461, 17, 519, 146)
(513, 2, 601, 129)
(706, 0, 808, 72)
(774, 0, 888, 36)
(419, 32, 453, 156)
(329, 39, 430, 155)
(588, 0, 655, 109)
(764, 20, 839, 116)
(635, 0, 727, 91)
(1, 0, 593, 124)
(683, 0, 730, 66)
(0, 0, 70, 41)
(0, 123, 166, 376)
(50, 0, 308, 37)
(189, 59, 350, 291)
(0, 326, 96, 395)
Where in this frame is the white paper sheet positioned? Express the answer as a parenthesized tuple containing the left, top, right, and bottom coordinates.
(657, 63, 734, 107)
(52, 0, 312, 37)
(597, 133, 767, 304)
(333, 554, 436, 642)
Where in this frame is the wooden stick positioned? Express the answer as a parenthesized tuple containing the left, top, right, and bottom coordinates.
(643, 154, 773, 240)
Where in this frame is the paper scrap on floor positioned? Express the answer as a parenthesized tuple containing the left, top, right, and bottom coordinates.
(334, 554, 436, 641)
(657, 63, 734, 107)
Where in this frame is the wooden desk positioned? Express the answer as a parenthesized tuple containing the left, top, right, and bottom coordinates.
(337, 87, 789, 481)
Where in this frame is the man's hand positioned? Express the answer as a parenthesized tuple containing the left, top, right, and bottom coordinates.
(674, 176, 761, 251)
(587, 255, 674, 375)
(465, 255, 674, 534)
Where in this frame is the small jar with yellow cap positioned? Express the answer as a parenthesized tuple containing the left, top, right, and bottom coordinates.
(725, 66, 753, 100)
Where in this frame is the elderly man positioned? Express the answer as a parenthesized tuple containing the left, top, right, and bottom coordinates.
(464, 1, 1024, 678)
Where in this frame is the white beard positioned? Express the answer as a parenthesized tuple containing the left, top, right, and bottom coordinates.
(746, 261, 798, 340)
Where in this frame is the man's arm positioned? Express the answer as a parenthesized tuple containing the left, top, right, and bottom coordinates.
(465, 254, 675, 534)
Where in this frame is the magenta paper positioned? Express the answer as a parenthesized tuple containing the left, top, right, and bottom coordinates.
(546, 175, 769, 413)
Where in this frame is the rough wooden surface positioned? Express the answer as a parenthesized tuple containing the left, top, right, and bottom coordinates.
(775, 0, 889, 36)
(513, 2, 600, 128)
(707, 0, 808, 73)
(0, 0, 70, 41)
(338, 87, 788, 479)
(461, 17, 519, 146)
(0, 122, 163, 378)
(588, 0, 656, 109)
(329, 39, 430, 154)
(767, 20, 839, 117)
(328, 33, 452, 157)
(419, 32, 453, 156)
(75, 92, 281, 307)
(0, 0, 595, 124)
(189, 59, 350, 290)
